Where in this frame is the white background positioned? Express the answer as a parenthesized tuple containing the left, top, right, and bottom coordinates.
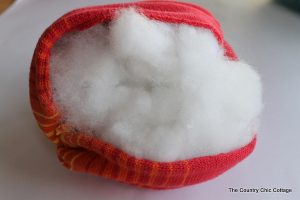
(0, 0, 299, 200)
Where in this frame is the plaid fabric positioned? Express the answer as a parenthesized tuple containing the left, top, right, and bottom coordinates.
(29, 0, 256, 189)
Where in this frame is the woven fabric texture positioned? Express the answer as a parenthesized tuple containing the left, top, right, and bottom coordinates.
(29, 0, 256, 189)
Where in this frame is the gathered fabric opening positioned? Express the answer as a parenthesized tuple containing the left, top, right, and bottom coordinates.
(50, 9, 262, 162)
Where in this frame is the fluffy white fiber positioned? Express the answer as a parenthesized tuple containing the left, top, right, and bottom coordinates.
(51, 9, 263, 161)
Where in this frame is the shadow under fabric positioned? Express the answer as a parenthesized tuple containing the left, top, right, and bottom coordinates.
(29, 1, 256, 189)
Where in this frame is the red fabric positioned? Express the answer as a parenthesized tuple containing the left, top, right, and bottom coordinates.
(29, 0, 255, 189)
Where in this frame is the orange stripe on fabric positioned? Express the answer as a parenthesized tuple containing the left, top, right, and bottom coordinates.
(61, 150, 81, 169)
(55, 124, 73, 136)
(62, 150, 76, 161)
(161, 163, 173, 187)
(147, 163, 159, 186)
(139, 161, 153, 185)
(46, 134, 58, 141)
(117, 151, 129, 167)
(46, 131, 55, 137)
(116, 167, 128, 183)
(63, 18, 71, 29)
(76, 135, 83, 146)
(84, 154, 98, 172)
(124, 157, 135, 183)
(86, 156, 103, 175)
(101, 161, 114, 178)
(180, 161, 191, 186)
(115, 151, 129, 182)
(41, 39, 52, 48)
(61, 134, 77, 147)
(68, 151, 97, 172)
(132, 160, 142, 184)
(59, 134, 67, 145)
(40, 126, 57, 134)
(70, 152, 86, 170)
(33, 110, 59, 119)
(38, 121, 59, 128)
(59, 134, 78, 148)
(52, 138, 60, 144)
(116, 169, 127, 183)
(105, 148, 122, 180)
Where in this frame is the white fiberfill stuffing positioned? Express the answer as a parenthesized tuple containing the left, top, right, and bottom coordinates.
(51, 9, 263, 162)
